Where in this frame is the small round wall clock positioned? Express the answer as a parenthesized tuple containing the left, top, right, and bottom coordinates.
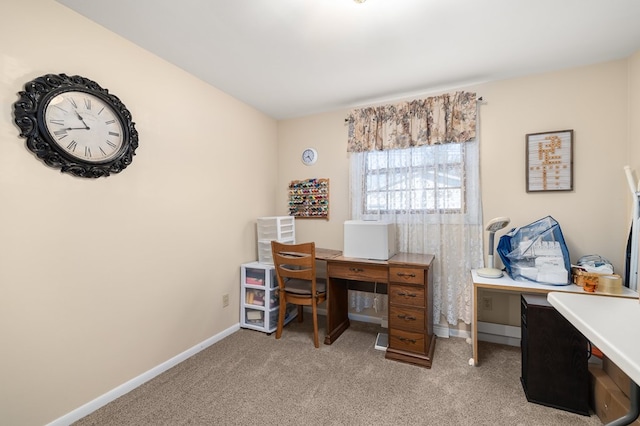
(301, 147, 318, 165)
(13, 73, 139, 178)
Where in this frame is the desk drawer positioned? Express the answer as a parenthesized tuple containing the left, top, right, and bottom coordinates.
(328, 263, 388, 282)
(389, 266, 424, 285)
(389, 329, 426, 354)
(389, 284, 425, 307)
(389, 306, 424, 333)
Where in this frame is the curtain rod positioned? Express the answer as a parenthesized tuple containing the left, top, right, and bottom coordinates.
(344, 96, 484, 122)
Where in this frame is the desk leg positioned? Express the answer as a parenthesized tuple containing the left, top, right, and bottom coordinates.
(324, 276, 350, 345)
(606, 381, 640, 426)
(469, 284, 479, 366)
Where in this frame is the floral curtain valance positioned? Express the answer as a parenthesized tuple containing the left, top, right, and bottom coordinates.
(346, 91, 477, 152)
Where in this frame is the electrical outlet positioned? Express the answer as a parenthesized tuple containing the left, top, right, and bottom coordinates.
(222, 293, 229, 308)
(482, 296, 493, 311)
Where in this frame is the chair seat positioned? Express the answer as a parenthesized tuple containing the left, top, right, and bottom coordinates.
(284, 278, 326, 295)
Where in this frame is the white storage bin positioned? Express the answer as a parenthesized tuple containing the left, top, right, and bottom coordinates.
(256, 216, 295, 264)
(258, 239, 295, 264)
(258, 240, 275, 264)
(245, 308, 264, 327)
(240, 262, 296, 333)
(244, 288, 266, 307)
(257, 216, 295, 242)
(243, 266, 268, 286)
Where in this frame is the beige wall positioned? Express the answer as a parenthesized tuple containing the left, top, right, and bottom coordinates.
(276, 110, 351, 247)
(0, 1, 277, 425)
(3, 1, 640, 424)
(278, 58, 637, 326)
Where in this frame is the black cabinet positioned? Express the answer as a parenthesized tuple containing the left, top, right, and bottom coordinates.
(520, 293, 590, 415)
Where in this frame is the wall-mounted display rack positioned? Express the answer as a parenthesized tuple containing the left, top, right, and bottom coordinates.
(288, 178, 329, 219)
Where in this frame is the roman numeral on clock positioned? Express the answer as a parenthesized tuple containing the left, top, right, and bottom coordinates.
(54, 129, 68, 139)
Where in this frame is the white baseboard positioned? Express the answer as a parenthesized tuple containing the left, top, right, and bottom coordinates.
(47, 323, 240, 426)
(477, 321, 521, 347)
(447, 327, 472, 340)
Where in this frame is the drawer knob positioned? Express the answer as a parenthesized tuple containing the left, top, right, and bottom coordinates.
(396, 272, 416, 278)
(349, 267, 364, 273)
(397, 291, 417, 298)
(397, 314, 416, 321)
(399, 337, 417, 344)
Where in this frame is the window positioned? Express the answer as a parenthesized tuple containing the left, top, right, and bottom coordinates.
(349, 138, 482, 326)
(362, 143, 465, 214)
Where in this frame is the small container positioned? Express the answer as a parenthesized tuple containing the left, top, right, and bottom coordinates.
(582, 274, 599, 292)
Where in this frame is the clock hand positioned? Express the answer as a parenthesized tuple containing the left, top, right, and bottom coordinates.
(63, 126, 91, 130)
(74, 110, 90, 129)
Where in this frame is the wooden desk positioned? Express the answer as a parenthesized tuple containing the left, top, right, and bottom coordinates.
(549, 292, 640, 425)
(324, 252, 436, 368)
(315, 248, 342, 261)
(471, 270, 637, 366)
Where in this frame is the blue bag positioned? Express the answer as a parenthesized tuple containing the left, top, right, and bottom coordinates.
(497, 216, 571, 285)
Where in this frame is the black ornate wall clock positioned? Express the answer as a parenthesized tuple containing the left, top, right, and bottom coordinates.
(13, 73, 139, 178)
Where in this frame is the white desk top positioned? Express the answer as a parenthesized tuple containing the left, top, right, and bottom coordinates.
(471, 270, 638, 298)
(548, 292, 640, 385)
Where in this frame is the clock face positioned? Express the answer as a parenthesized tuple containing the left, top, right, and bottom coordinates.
(13, 73, 139, 178)
(43, 91, 125, 163)
(302, 148, 317, 165)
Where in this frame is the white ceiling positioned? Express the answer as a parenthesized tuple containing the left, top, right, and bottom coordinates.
(56, 0, 640, 120)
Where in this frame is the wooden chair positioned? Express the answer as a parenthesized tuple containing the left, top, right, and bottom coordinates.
(271, 241, 326, 348)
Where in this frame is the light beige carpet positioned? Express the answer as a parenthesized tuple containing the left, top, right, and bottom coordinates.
(74, 319, 602, 425)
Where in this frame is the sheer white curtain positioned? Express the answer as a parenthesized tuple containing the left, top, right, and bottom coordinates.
(347, 92, 483, 327)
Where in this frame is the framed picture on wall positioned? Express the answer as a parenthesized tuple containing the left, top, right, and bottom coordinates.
(526, 129, 574, 192)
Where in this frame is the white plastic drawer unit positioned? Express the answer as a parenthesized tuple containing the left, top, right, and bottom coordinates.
(244, 287, 279, 310)
(257, 216, 295, 241)
(242, 264, 276, 288)
(256, 216, 295, 264)
(240, 261, 296, 333)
